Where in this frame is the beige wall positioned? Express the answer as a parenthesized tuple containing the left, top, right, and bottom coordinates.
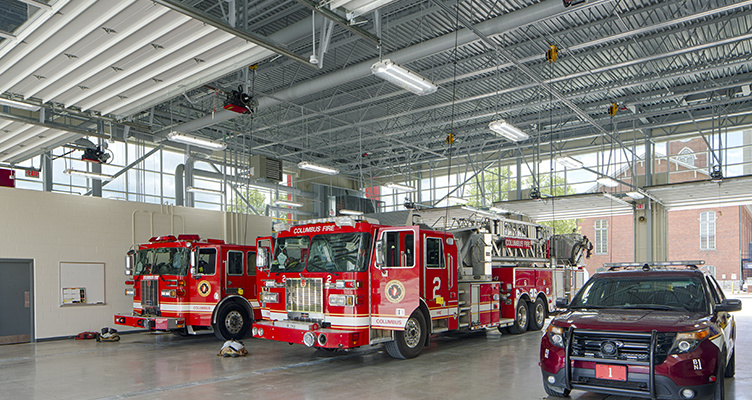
(0, 187, 271, 339)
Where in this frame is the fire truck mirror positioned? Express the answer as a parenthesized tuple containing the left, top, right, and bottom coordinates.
(125, 251, 134, 270)
(190, 250, 197, 277)
(257, 248, 269, 271)
(374, 241, 384, 268)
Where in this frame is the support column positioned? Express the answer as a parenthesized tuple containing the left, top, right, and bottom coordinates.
(634, 129, 667, 262)
(42, 152, 52, 192)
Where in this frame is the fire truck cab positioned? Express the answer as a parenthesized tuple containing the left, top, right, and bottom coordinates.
(253, 209, 590, 359)
(114, 234, 260, 340)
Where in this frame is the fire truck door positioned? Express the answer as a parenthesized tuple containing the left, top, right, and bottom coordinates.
(224, 249, 247, 297)
(371, 227, 420, 330)
(423, 235, 452, 319)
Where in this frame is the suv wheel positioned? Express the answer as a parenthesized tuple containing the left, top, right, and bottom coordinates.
(713, 351, 726, 400)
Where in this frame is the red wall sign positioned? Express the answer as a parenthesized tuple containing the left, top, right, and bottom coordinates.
(504, 237, 532, 249)
(0, 168, 15, 188)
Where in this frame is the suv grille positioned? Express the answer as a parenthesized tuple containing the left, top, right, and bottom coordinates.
(141, 280, 160, 316)
(286, 277, 323, 320)
(570, 330, 675, 364)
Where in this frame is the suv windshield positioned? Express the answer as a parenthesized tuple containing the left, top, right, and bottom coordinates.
(569, 275, 708, 313)
(134, 247, 189, 276)
(271, 233, 372, 273)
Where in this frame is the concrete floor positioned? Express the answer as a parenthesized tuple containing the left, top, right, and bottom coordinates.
(3, 296, 752, 400)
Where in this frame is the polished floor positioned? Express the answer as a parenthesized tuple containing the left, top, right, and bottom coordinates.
(3, 296, 752, 400)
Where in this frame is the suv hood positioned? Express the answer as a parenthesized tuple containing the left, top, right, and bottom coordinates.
(554, 309, 712, 332)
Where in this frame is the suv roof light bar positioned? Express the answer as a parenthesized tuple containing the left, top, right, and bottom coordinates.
(604, 260, 705, 271)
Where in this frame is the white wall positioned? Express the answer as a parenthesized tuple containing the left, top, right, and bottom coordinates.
(0, 187, 271, 339)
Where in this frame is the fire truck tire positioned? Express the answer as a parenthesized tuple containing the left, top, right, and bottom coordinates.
(528, 297, 546, 331)
(508, 301, 529, 334)
(384, 311, 427, 359)
(214, 302, 251, 340)
(171, 327, 189, 336)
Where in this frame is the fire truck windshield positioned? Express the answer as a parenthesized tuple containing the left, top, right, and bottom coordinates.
(271, 233, 372, 273)
(134, 247, 189, 276)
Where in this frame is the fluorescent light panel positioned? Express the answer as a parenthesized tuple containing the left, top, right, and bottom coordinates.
(186, 186, 223, 195)
(371, 59, 438, 96)
(448, 196, 468, 205)
(276, 200, 303, 208)
(488, 119, 529, 142)
(339, 209, 364, 216)
(0, 97, 40, 111)
(554, 156, 583, 169)
(63, 168, 112, 180)
(298, 161, 340, 175)
(385, 182, 414, 191)
(167, 131, 226, 151)
(597, 177, 619, 187)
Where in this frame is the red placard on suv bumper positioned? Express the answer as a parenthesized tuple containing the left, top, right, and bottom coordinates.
(595, 364, 627, 381)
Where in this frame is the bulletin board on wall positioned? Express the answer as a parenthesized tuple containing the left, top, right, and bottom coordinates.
(59, 262, 105, 306)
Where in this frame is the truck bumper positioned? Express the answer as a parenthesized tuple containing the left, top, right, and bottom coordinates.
(252, 319, 365, 349)
(114, 314, 185, 330)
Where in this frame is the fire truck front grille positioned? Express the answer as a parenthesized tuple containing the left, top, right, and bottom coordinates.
(285, 277, 323, 321)
(570, 330, 675, 364)
(141, 280, 160, 316)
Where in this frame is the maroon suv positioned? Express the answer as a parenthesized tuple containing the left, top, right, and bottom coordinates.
(540, 263, 741, 399)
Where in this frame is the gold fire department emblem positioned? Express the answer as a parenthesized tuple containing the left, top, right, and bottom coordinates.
(198, 280, 211, 297)
(385, 280, 406, 304)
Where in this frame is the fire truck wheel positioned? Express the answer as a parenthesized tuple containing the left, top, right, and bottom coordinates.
(214, 302, 251, 340)
(385, 311, 427, 359)
(171, 327, 189, 336)
(528, 297, 546, 331)
(508, 300, 529, 334)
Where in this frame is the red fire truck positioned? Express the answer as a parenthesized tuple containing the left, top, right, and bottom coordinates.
(114, 234, 260, 340)
(253, 208, 589, 358)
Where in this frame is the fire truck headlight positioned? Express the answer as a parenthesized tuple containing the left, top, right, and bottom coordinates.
(328, 294, 355, 306)
(303, 332, 316, 347)
(160, 289, 177, 298)
(261, 292, 279, 303)
(252, 327, 258, 336)
(547, 324, 565, 347)
(125, 289, 135, 296)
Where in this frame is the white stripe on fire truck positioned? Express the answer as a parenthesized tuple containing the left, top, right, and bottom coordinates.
(429, 307, 454, 318)
(264, 311, 376, 328)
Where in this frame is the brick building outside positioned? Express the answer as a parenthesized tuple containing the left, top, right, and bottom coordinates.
(577, 138, 752, 288)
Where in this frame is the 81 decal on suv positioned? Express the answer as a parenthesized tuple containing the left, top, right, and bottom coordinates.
(540, 261, 741, 400)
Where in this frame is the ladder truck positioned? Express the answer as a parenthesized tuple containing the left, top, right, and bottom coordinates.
(252, 208, 589, 358)
(114, 234, 260, 340)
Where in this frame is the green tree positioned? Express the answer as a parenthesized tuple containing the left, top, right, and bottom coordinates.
(467, 166, 515, 207)
(228, 189, 267, 214)
(525, 174, 579, 235)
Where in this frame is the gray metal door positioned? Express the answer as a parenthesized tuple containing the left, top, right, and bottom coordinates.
(0, 259, 33, 344)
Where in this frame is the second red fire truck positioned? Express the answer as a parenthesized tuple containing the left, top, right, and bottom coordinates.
(253, 208, 590, 358)
(114, 234, 260, 340)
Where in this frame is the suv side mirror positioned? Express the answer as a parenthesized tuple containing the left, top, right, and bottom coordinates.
(555, 298, 569, 308)
(716, 298, 742, 312)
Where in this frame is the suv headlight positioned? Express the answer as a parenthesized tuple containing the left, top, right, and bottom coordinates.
(670, 328, 710, 354)
(547, 324, 565, 347)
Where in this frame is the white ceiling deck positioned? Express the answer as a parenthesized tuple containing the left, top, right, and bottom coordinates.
(645, 175, 752, 211)
(0, 0, 277, 163)
(497, 193, 634, 222)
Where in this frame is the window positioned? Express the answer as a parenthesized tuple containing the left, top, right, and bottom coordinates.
(594, 219, 608, 255)
(247, 252, 256, 276)
(227, 251, 243, 275)
(700, 211, 716, 250)
(384, 231, 414, 268)
(425, 237, 445, 268)
(676, 147, 697, 167)
(197, 248, 217, 275)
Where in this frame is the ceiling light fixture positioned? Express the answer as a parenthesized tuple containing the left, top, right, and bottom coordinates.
(167, 131, 227, 151)
(597, 177, 619, 187)
(603, 193, 632, 207)
(371, 59, 438, 96)
(625, 191, 644, 200)
(385, 182, 415, 191)
(447, 196, 469, 205)
(63, 168, 113, 180)
(275, 200, 303, 208)
(186, 186, 224, 195)
(489, 206, 506, 213)
(554, 156, 583, 169)
(488, 119, 529, 142)
(298, 161, 340, 175)
(0, 97, 41, 111)
(339, 209, 364, 216)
